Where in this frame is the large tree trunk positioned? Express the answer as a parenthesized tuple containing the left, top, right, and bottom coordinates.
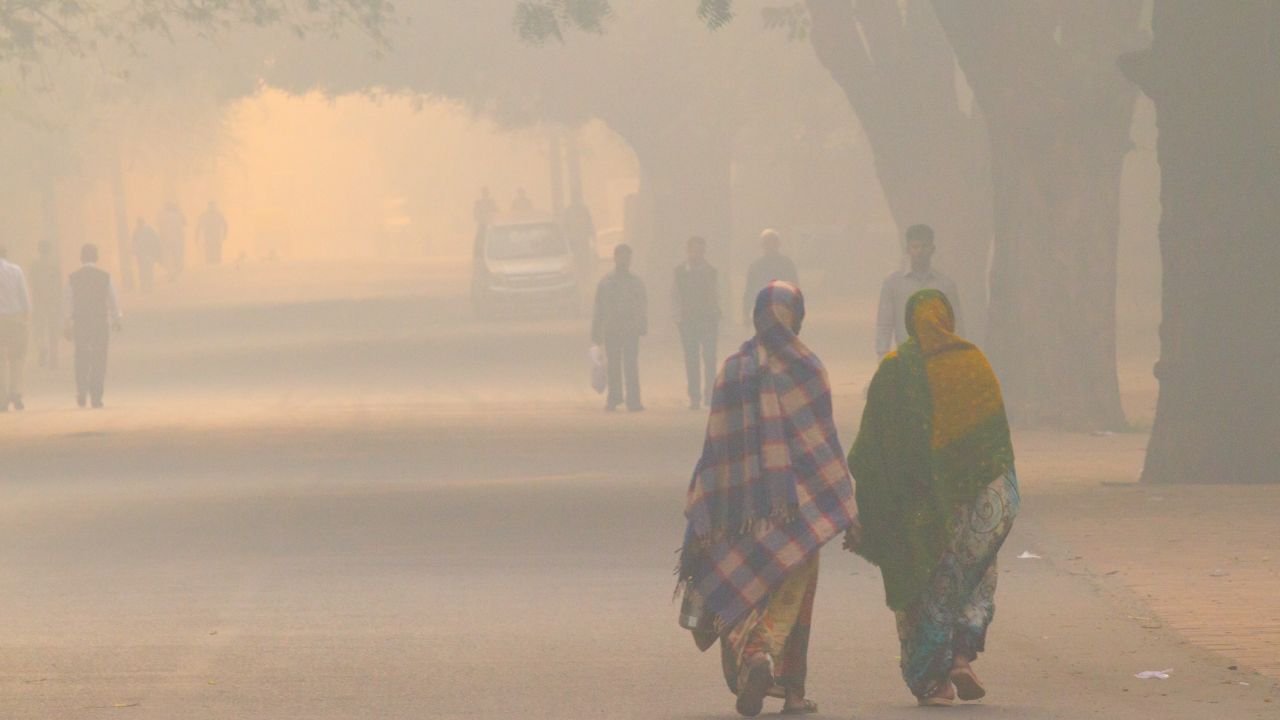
(933, 0, 1143, 430)
(1122, 2, 1280, 483)
(612, 121, 734, 309)
(983, 118, 1130, 429)
(807, 0, 993, 331)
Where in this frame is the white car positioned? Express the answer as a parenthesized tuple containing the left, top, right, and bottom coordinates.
(471, 220, 579, 318)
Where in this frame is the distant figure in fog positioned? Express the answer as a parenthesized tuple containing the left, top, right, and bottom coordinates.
(848, 289, 1017, 706)
(132, 217, 162, 292)
(677, 281, 859, 717)
(591, 243, 647, 412)
(876, 224, 963, 358)
(197, 201, 228, 265)
(157, 201, 187, 278)
(66, 244, 122, 409)
(672, 236, 720, 410)
(742, 229, 799, 324)
(29, 240, 63, 369)
(511, 187, 534, 215)
(473, 187, 497, 233)
(0, 245, 31, 411)
(562, 200, 597, 266)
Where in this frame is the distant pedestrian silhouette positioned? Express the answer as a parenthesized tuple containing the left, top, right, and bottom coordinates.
(0, 245, 31, 411)
(67, 244, 122, 409)
(672, 236, 720, 409)
(591, 243, 647, 412)
(875, 224, 963, 358)
(742, 229, 799, 324)
(197, 201, 228, 265)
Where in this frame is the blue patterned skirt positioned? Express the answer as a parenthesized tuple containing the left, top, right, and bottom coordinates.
(894, 468, 1020, 698)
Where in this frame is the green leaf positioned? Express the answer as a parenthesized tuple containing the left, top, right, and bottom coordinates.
(697, 0, 734, 30)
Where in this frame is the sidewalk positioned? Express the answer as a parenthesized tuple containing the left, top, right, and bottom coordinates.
(1017, 430, 1280, 681)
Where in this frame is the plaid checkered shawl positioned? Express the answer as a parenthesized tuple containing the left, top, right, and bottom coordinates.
(679, 282, 857, 631)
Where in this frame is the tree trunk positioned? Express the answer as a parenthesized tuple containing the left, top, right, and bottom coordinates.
(806, 0, 993, 332)
(933, 0, 1143, 430)
(983, 122, 1129, 429)
(1123, 2, 1280, 483)
(615, 123, 734, 310)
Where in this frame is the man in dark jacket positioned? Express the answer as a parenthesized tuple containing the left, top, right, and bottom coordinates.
(672, 236, 720, 409)
(66, 244, 122, 409)
(591, 243, 647, 412)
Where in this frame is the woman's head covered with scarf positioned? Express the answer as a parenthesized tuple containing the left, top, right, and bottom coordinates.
(847, 287, 1014, 610)
(680, 279, 858, 629)
(905, 289, 967, 357)
(753, 280, 805, 341)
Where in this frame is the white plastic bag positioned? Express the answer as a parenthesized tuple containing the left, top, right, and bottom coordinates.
(590, 345, 607, 394)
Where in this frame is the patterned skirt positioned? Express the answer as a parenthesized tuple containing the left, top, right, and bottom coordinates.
(895, 468, 1020, 698)
(719, 553, 820, 699)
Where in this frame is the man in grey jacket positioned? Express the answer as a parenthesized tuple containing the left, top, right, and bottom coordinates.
(591, 243, 647, 412)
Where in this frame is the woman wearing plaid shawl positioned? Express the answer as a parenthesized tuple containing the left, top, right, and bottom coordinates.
(847, 289, 1020, 707)
(678, 281, 859, 717)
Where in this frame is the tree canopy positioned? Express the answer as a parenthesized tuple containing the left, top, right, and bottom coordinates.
(0, 0, 393, 82)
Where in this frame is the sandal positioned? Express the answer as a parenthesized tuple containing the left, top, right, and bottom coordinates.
(917, 683, 956, 707)
(780, 698, 819, 714)
(735, 655, 774, 718)
(950, 667, 985, 701)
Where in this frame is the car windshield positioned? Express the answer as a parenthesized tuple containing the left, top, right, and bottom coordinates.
(486, 225, 566, 260)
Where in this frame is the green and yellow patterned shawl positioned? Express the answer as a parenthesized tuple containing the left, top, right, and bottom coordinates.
(848, 289, 1014, 610)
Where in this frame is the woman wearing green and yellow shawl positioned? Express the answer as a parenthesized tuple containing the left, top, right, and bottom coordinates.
(846, 289, 1020, 706)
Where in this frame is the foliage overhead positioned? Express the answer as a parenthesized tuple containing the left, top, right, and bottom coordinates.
(514, 0, 736, 42)
(0, 0, 394, 80)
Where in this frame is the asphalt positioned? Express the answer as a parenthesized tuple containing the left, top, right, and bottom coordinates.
(0, 261, 1273, 718)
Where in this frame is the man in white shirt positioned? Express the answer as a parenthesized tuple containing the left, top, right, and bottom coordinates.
(875, 224, 964, 358)
(0, 245, 31, 411)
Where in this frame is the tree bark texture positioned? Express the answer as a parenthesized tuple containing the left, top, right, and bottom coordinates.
(806, 0, 993, 331)
(609, 114, 735, 308)
(1123, 1, 1280, 483)
(933, 0, 1144, 430)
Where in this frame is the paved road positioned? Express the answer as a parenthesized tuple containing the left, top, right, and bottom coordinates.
(0, 265, 1273, 718)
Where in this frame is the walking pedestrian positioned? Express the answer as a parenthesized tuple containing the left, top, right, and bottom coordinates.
(590, 243, 646, 412)
(742, 230, 799, 325)
(66, 244, 123, 409)
(673, 236, 720, 410)
(847, 289, 1018, 706)
(875, 224, 964, 358)
(678, 281, 860, 717)
(0, 245, 31, 411)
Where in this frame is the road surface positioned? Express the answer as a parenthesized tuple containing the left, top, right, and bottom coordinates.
(0, 260, 1273, 718)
